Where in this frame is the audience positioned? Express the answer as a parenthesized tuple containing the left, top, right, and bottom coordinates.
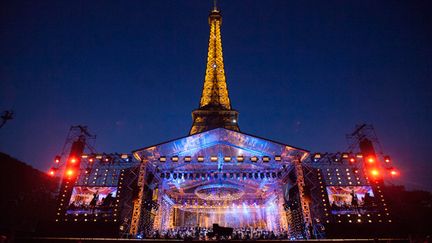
(144, 226, 292, 240)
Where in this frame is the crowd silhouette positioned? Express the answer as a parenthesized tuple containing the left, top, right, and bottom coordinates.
(141, 227, 292, 240)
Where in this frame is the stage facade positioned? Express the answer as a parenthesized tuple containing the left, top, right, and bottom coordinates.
(132, 128, 309, 235)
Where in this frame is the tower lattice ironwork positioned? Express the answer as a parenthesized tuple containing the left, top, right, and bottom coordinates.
(189, 6, 239, 135)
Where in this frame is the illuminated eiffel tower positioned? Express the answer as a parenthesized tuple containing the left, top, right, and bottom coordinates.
(189, 4, 240, 135)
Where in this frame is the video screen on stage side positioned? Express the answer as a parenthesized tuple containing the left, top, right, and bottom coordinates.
(66, 186, 117, 215)
(326, 186, 375, 214)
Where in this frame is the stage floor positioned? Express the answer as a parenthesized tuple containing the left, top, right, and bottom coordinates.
(15, 237, 409, 243)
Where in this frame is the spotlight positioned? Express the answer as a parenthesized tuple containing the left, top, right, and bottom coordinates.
(356, 153, 363, 158)
(54, 156, 61, 164)
(66, 169, 74, 177)
(159, 156, 167, 162)
(237, 156, 244, 162)
(171, 156, 179, 162)
(262, 156, 270, 162)
(390, 168, 398, 176)
(384, 156, 391, 163)
(224, 156, 231, 162)
(332, 155, 339, 162)
(250, 156, 258, 162)
(274, 155, 282, 161)
(367, 157, 375, 164)
(70, 158, 77, 164)
(184, 156, 192, 162)
(342, 153, 349, 159)
(313, 153, 321, 162)
(197, 156, 204, 162)
(370, 169, 380, 177)
(48, 168, 56, 176)
(349, 157, 356, 163)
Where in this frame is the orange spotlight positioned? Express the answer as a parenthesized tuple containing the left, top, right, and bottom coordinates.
(66, 169, 74, 177)
(54, 156, 61, 163)
(70, 158, 77, 164)
(367, 157, 375, 164)
(370, 169, 380, 177)
(390, 169, 398, 176)
(349, 158, 356, 163)
(89, 158, 94, 163)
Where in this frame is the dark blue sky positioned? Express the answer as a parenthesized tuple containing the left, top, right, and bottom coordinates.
(1, 0, 431, 191)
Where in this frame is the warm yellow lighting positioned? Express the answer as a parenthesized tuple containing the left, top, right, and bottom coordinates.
(370, 169, 380, 176)
(200, 13, 230, 110)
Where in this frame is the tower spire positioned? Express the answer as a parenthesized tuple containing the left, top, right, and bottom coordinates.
(189, 4, 239, 135)
(199, 3, 230, 110)
(213, 0, 219, 12)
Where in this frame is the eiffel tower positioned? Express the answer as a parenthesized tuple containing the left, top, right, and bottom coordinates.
(189, 5, 240, 135)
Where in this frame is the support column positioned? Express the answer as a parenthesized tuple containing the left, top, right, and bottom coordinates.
(129, 160, 147, 236)
(294, 157, 312, 239)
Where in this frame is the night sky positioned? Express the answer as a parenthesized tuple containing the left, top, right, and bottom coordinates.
(1, 1, 431, 191)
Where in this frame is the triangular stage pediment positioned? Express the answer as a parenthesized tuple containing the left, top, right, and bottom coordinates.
(133, 128, 308, 162)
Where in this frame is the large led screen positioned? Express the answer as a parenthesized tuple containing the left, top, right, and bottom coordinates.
(67, 186, 117, 215)
(326, 186, 375, 214)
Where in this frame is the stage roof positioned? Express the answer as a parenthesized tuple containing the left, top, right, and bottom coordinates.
(133, 128, 309, 163)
